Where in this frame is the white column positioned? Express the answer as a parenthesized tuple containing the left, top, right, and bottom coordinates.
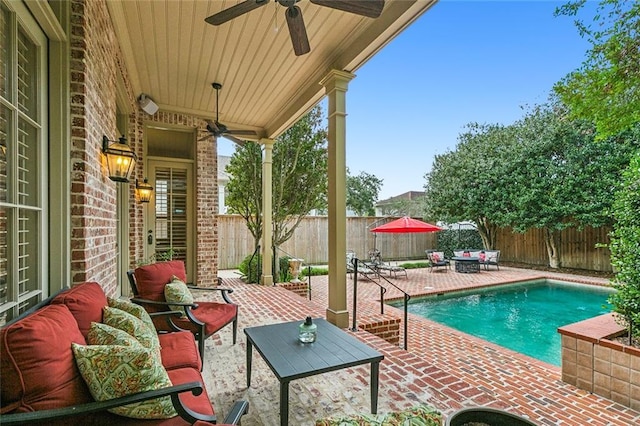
(320, 69, 354, 328)
(260, 138, 274, 285)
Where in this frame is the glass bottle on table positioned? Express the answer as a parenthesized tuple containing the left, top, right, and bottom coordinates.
(299, 316, 317, 343)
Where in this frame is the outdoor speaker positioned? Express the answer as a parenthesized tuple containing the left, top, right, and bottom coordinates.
(139, 94, 159, 115)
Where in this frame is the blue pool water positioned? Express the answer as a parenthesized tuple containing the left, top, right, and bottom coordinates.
(396, 280, 613, 365)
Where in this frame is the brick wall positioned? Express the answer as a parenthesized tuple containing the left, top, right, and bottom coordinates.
(69, 0, 219, 292)
(558, 313, 640, 411)
(69, 0, 121, 293)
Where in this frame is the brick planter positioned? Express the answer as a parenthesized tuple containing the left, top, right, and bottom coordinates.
(278, 282, 309, 298)
(558, 313, 640, 410)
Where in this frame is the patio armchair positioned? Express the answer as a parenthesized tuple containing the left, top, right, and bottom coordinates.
(425, 250, 450, 273)
(480, 250, 501, 270)
(127, 260, 238, 363)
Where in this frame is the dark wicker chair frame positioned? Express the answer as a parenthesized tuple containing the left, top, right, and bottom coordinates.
(127, 271, 238, 363)
(425, 250, 451, 273)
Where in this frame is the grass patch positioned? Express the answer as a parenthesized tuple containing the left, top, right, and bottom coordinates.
(301, 266, 329, 276)
(399, 261, 430, 269)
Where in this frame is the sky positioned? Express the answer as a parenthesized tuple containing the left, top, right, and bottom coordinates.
(219, 0, 598, 200)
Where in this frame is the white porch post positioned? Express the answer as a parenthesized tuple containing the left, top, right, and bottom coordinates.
(261, 138, 274, 285)
(321, 70, 354, 328)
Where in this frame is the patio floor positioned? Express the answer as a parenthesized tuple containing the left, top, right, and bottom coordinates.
(200, 265, 640, 425)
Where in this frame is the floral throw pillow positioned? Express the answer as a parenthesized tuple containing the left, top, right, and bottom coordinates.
(315, 404, 441, 426)
(164, 276, 194, 316)
(88, 322, 142, 348)
(103, 306, 161, 359)
(72, 343, 177, 419)
(107, 297, 156, 333)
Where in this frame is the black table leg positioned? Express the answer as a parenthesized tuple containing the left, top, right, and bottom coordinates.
(371, 361, 380, 414)
(280, 380, 289, 426)
(246, 340, 253, 388)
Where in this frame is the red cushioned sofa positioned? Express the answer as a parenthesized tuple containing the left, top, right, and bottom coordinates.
(0, 282, 248, 425)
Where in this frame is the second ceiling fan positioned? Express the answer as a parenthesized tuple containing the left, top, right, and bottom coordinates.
(203, 82, 258, 146)
(204, 0, 385, 56)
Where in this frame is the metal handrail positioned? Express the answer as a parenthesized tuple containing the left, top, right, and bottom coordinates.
(349, 257, 411, 350)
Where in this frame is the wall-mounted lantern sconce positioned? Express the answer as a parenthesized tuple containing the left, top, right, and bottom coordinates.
(136, 178, 154, 203)
(102, 135, 137, 183)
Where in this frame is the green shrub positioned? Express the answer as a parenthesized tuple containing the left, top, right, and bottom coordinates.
(608, 153, 640, 343)
(436, 229, 483, 257)
(238, 253, 262, 284)
(278, 256, 293, 282)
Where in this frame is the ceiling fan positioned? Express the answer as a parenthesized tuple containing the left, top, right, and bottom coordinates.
(202, 82, 258, 145)
(204, 0, 385, 56)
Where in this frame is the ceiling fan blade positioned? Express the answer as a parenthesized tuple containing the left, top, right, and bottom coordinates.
(205, 0, 269, 26)
(285, 6, 310, 56)
(226, 129, 258, 136)
(309, 0, 384, 18)
(223, 134, 246, 146)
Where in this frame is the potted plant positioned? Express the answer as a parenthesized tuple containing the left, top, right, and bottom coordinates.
(446, 407, 536, 426)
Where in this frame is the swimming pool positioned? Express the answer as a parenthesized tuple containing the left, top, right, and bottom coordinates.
(392, 279, 614, 365)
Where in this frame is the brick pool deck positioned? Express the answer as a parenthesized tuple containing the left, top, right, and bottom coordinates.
(200, 266, 640, 425)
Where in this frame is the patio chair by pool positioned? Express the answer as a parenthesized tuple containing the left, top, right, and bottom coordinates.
(347, 250, 379, 281)
(480, 250, 501, 270)
(368, 249, 407, 278)
(426, 250, 450, 273)
(127, 260, 238, 362)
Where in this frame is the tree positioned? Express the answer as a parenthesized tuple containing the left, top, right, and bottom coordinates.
(554, 0, 640, 138)
(271, 106, 328, 251)
(424, 122, 518, 249)
(424, 104, 636, 264)
(378, 197, 425, 218)
(498, 103, 636, 268)
(225, 105, 328, 273)
(346, 169, 383, 216)
(555, 0, 640, 335)
(225, 142, 263, 250)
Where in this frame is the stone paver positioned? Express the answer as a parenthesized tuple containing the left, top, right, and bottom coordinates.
(201, 266, 639, 425)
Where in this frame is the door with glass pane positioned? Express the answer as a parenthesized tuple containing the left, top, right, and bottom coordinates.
(0, 1, 47, 324)
(147, 161, 194, 281)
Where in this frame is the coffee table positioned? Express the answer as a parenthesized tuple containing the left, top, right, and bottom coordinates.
(452, 256, 481, 273)
(244, 318, 384, 426)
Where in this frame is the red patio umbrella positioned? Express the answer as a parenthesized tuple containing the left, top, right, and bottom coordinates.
(370, 216, 442, 233)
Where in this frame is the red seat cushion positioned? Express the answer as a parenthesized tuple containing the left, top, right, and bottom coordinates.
(134, 261, 187, 302)
(0, 304, 93, 412)
(172, 302, 237, 336)
(51, 282, 107, 339)
(159, 331, 202, 371)
(166, 367, 215, 417)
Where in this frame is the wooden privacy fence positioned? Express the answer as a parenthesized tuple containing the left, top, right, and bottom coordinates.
(496, 226, 612, 272)
(217, 215, 437, 269)
(217, 215, 613, 272)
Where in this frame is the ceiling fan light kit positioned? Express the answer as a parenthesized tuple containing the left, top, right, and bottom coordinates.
(205, 0, 385, 56)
